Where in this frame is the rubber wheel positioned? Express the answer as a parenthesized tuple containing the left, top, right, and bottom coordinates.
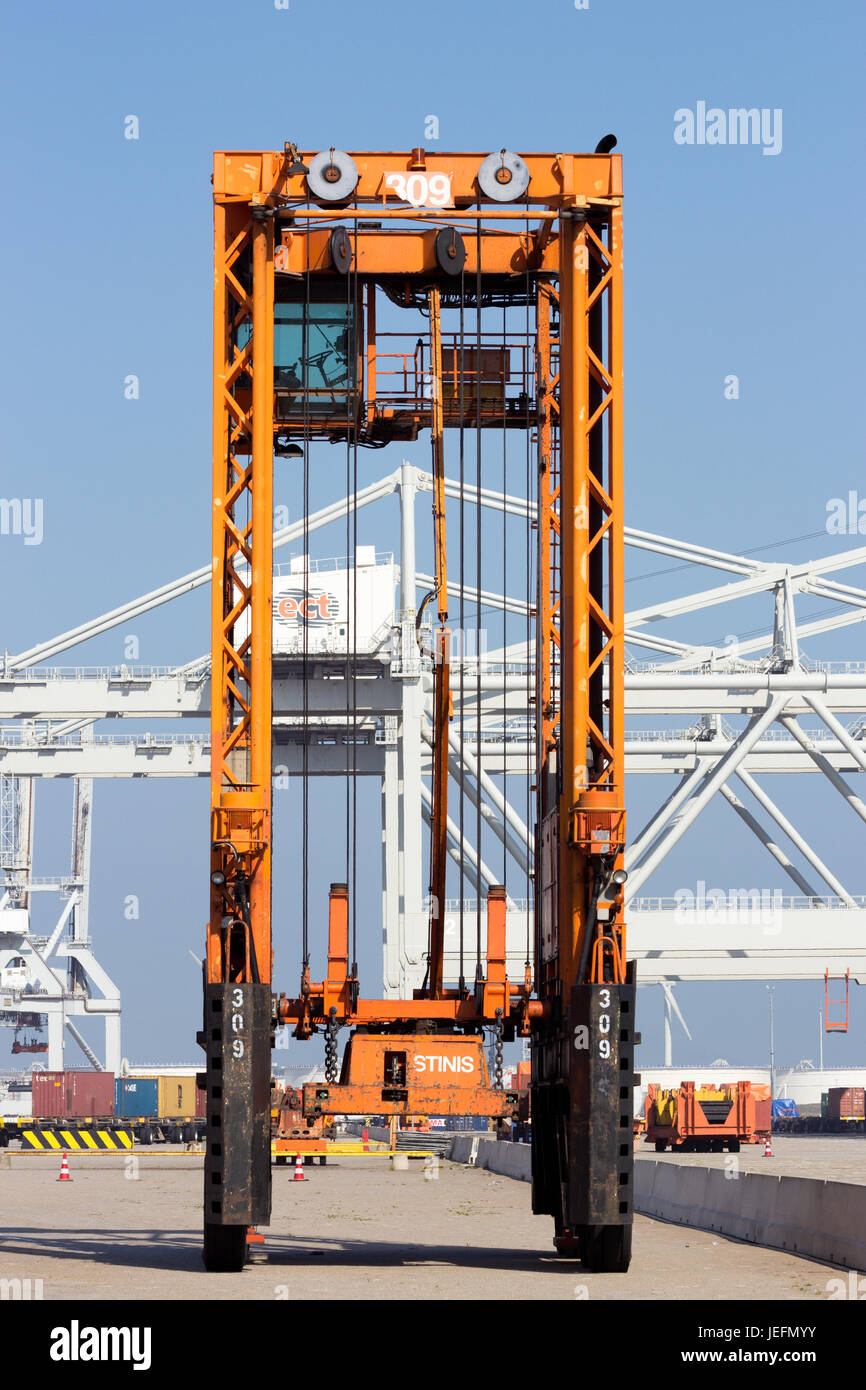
(727, 1139, 740, 1154)
(654, 1140, 666, 1153)
(203, 1223, 247, 1272)
(580, 1224, 632, 1273)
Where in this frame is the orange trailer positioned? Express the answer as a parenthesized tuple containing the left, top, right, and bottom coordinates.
(645, 1080, 755, 1154)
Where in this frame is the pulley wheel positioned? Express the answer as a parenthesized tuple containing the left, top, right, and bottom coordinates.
(307, 148, 359, 203)
(477, 149, 530, 202)
(434, 226, 466, 276)
(329, 226, 353, 274)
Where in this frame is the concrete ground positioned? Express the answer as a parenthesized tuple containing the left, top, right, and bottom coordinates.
(0, 1152, 847, 1300)
(638, 1135, 866, 1185)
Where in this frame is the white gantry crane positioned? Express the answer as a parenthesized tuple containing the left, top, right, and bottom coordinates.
(1, 460, 865, 1067)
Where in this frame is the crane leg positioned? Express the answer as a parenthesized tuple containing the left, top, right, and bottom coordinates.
(202, 983, 272, 1271)
(532, 968, 636, 1271)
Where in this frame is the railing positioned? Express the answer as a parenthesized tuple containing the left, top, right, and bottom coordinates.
(443, 898, 533, 913)
(630, 895, 866, 911)
(0, 665, 199, 682)
(0, 730, 209, 749)
(273, 552, 394, 577)
(625, 658, 866, 676)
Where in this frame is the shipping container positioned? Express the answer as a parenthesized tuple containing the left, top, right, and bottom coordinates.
(827, 1087, 866, 1121)
(31, 1071, 65, 1117)
(65, 1070, 115, 1116)
(31, 1070, 115, 1118)
(137, 1074, 198, 1118)
(754, 1099, 771, 1134)
(195, 1076, 207, 1119)
(115, 1077, 159, 1119)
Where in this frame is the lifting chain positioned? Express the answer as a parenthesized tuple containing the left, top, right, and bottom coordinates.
(325, 1006, 339, 1084)
(493, 1007, 504, 1090)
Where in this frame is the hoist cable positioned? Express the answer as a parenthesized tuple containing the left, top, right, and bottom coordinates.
(458, 267, 466, 994)
(475, 219, 483, 975)
(524, 201, 533, 969)
(501, 294, 508, 892)
(351, 208, 359, 975)
(301, 218, 311, 970)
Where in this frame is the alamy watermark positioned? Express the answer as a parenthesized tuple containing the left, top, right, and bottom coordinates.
(826, 491, 866, 536)
(674, 103, 782, 157)
(0, 498, 43, 545)
(674, 880, 783, 931)
(1, 1277, 44, 1300)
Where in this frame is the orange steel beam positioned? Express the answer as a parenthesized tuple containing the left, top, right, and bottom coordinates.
(428, 626, 450, 998)
(429, 288, 447, 622)
(277, 995, 547, 1025)
(214, 150, 622, 205)
(425, 286, 450, 999)
(324, 882, 350, 1015)
(557, 210, 626, 990)
(208, 201, 274, 986)
(482, 885, 508, 1018)
(276, 229, 559, 276)
(365, 284, 376, 424)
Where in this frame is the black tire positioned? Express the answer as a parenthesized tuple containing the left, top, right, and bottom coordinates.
(319, 1156, 326, 1166)
(139, 1124, 152, 1146)
(727, 1139, 740, 1154)
(182, 1123, 195, 1144)
(580, 1223, 632, 1273)
(203, 1223, 247, 1272)
(654, 1139, 666, 1153)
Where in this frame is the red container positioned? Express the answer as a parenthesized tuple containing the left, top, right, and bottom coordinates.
(827, 1087, 865, 1120)
(31, 1071, 65, 1118)
(65, 1070, 115, 1117)
(31, 1070, 115, 1119)
(754, 1099, 772, 1134)
(195, 1075, 207, 1119)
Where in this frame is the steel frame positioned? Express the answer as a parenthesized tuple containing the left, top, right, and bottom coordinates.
(2, 147, 864, 1273)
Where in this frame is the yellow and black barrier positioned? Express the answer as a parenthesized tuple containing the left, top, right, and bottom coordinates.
(19, 1127, 134, 1151)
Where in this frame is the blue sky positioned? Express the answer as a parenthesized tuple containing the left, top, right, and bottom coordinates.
(1, 0, 864, 1071)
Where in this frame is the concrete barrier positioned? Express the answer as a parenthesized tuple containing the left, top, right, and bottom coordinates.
(634, 1158, 866, 1271)
(447, 1140, 866, 1270)
(448, 1135, 531, 1181)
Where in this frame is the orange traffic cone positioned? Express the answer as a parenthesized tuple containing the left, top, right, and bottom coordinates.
(57, 1152, 73, 1182)
(292, 1152, 306, 1182)
(763, 1135, 774, 1158)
